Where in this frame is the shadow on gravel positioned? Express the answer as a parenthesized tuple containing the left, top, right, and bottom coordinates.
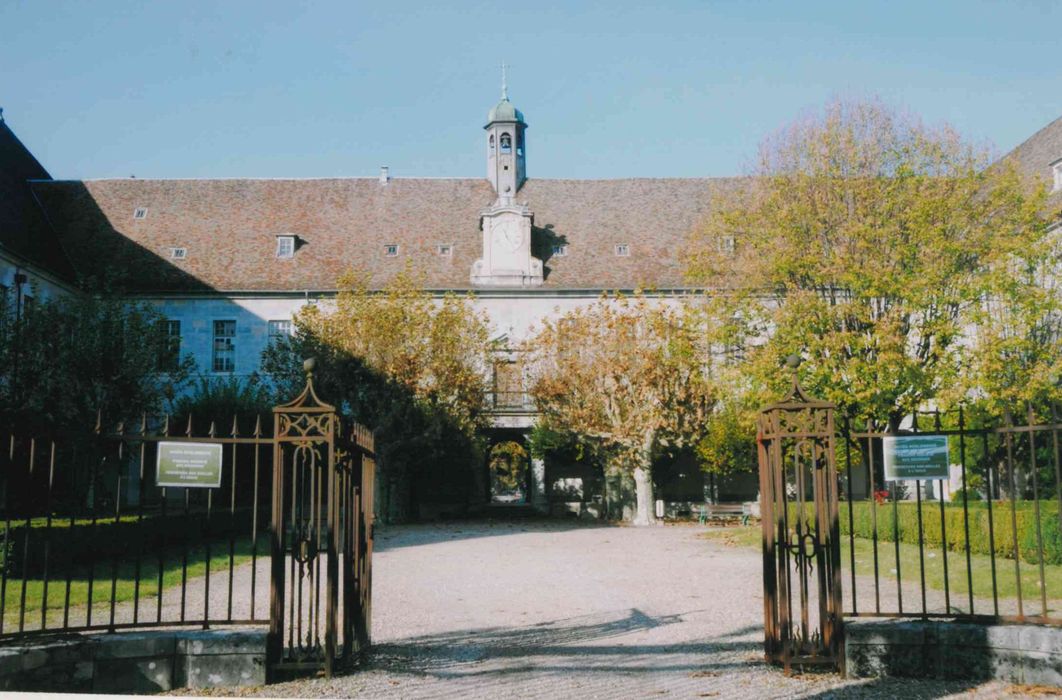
(362, 608, 764, 679)
(796, 675, 984, 699)
(373, 519, 615, 552)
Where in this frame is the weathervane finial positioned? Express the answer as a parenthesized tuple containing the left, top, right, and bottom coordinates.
(501, 63, 509, 101)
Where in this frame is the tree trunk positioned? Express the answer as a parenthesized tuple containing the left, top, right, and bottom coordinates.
(632, 465, 657, 526)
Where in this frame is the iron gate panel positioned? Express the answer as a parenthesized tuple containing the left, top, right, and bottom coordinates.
(268, 367, 375, 678)
(757, 374, 844, 674)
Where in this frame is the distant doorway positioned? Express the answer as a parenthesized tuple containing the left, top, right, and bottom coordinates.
(489, 440, 530, 503)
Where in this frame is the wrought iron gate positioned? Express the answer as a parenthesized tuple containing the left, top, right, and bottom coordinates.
(268, 363, 375, 678)
(757, 369, 844, 674)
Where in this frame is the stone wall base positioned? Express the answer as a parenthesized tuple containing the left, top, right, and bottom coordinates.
(846, 619, 1062, 686)
(0, 628, 266, 693)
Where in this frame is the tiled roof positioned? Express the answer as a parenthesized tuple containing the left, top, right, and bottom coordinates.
(999, 115, 1062, 216)
(31, 177, 743, 293)
(0, 122, 76, 281)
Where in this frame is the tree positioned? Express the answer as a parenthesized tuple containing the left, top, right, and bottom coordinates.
(261, 269, 493, 521)
(687, 98, 1051, 425)
(0, 289, 192, 431)
(960, 247, 1062, 417)
(527, 293, 718, 525)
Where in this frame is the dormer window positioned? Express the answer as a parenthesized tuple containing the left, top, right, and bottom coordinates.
(133, 207, 148, 220)
(615, 244, 630, 257)
(276, 235, 296, 259)
(1053, 158, 1062, 192)
(552, 244, 568, 257)
(385, 244, 399, 257)
(437, 244, 453, 257)
(500, 133, 512, 154)
(170, 247, 187, 260)
(717, 236, 736, 256)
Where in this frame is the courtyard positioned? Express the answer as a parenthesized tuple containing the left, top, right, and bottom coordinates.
(186, 520, 1031, 699)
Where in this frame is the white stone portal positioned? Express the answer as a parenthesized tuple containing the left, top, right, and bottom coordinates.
(471, 201, 543, 287)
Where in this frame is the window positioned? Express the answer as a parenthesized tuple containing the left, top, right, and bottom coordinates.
(516, 132, 524, 157)
(500, 133, 512, 153)
(717, 236, 736, 256)
(552, 244, 568, 257)
(492, 360, 525, 409)
(489, 134, 495, 153)
(170, 247, 187, 260)
(276, 236, 295, 258)
(212, 320, 236, 373)
(158, 319, 181, 372)
(615, 244, 630, 257)
(385, 244, 399, 257)
(1053, 159, 1062, 192)
(268, 320, 292, 341)
(133, 207, 148, 220)
(437, 244, 453, 257)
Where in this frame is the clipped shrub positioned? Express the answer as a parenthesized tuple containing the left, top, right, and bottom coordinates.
(793, 499, 1062, 566)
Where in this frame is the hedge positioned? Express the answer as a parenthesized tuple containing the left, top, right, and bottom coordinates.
(791, 501, 1062, 566)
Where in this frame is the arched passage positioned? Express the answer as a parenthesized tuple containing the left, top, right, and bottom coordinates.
(489, 439, 530, 504)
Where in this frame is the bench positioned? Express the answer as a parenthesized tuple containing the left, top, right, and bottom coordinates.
(697, 502, 754, 526)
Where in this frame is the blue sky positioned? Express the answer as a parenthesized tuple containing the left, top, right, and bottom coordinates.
(2, 0, 1060, 179)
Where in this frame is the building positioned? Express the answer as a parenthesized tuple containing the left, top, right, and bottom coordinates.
(3, 97, 1062, 519)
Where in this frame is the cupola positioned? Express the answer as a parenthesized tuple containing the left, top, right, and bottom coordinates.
(485, 66, 527, 199)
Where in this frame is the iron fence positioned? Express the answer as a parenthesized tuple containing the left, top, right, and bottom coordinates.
(0, 414, 275, 639)
(841, 406, 1062, 625)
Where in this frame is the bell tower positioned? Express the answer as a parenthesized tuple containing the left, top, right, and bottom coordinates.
(472, 67, 542, 287)
(485, 65, 527, 200)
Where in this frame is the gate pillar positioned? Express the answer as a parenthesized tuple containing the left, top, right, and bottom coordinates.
(757, 359, 844, 674)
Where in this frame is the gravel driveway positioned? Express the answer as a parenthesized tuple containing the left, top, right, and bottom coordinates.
(196, 519, 1031, 698)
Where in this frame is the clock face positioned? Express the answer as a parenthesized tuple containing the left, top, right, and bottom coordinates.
(495, 219, 523, 253)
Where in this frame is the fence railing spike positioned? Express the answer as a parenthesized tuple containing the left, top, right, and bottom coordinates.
(185, 414, 194, 437)
(94, 409, 102, 435)
(231, 414, 240, 438)
(208, 421, 217, 438)
(162, 414, 171, 437)
(140, 413, 148, 435)
(254, 415, 263, 437)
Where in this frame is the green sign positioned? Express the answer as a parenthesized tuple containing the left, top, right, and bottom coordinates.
(883, 435, 949, 481)
(157, 442, 223, 488)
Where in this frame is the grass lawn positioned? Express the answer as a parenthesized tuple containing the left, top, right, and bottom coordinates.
(1, 535, 263, 630)
(703, 524, 1062, 615)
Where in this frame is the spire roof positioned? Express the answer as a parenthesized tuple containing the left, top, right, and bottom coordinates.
(486, 63, 526, 126)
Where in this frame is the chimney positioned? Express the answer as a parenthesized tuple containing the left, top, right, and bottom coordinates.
(379, 166, 390, 184)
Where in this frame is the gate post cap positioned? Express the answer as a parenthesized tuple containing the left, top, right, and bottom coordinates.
(303, 357, 316, 375)
(785, 354, 802, 369)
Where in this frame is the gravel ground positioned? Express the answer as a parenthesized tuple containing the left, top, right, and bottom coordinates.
(176, 519, 1046, 699)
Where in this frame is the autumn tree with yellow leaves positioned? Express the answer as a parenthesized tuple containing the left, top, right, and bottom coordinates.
(262, 270, 493, 520)
(527, 293, 718, 525)
(687, 99, 1055, 425)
